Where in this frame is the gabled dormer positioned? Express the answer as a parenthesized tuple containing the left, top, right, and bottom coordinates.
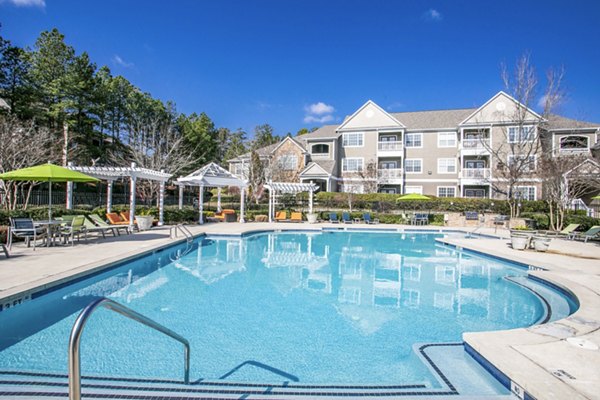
(337, 100, 405, 132)
(459, 91, 542, 127)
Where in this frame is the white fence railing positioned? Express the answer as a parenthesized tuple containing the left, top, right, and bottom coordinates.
(462, 138, 490, 150)
(377, 168, 403, 182)
(378, 141, 403, 152)
(460, 168, 490, 179)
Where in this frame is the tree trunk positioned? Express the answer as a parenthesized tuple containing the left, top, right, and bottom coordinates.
(62, 122, 69, 166)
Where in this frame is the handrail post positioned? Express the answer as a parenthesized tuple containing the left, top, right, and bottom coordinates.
(68, 298, 190, 400)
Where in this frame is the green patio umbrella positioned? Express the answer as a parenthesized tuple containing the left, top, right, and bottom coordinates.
(0, 163, 99, 219)
(397, 193, 431, 201)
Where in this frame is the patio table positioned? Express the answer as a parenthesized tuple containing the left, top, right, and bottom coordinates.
(34, 220, 64, 247)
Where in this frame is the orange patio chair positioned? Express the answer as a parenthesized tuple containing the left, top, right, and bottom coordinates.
(290, 212, 303, 223)
(275, 211, 287, 221)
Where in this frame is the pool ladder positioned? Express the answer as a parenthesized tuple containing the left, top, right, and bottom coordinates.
(170, 223, 193, 243)
(68, 297, 190, 400)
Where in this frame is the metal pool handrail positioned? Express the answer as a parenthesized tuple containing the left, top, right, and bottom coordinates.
(170, 223, 193, 243)
(68, 297, 190, 400)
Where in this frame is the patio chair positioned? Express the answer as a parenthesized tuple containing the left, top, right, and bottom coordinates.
(8, 217, 47, 251)
(107, 212, 138, 231)
(90, 214, 129, 235)
(275, 211, 287, 222)
(465, 211, 479, 221)
(342, 212, 353, 224)
(329, 212, 339, 223)
(412, 213, 429, 226)
(363, 213, 379, 225)
(569, 226, 600, 243)
(290, 212, 303, 223)
(59, 215, 87, 246)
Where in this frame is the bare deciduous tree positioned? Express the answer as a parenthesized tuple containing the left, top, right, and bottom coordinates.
(0, 115, 56, 210)
(482, 54, 565, 217)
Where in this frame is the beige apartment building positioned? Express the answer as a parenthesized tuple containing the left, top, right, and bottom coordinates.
(229, 92, 600, 201)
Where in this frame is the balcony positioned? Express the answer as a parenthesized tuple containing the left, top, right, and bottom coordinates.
(461, 138, 491, 153)
(460, 168, 490, 180)
(555, 147, 590, 156)
(378, 168, 403, 184)
(378, 141, 403, 155)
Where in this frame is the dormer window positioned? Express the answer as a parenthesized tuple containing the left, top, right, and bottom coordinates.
(560, 136, 589, 151)
(312, 144, 329, 154)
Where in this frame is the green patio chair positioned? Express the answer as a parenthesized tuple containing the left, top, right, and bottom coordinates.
(59, 215, 87, 246)
(83, 216, 117, 239)
(89, 214, 130, 235)
(569, 225, 600, 243)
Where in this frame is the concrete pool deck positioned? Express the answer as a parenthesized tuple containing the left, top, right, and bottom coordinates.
(1, 222, 599, 400)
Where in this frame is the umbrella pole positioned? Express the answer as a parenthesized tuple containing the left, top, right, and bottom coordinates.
(48, 181, 52, 220)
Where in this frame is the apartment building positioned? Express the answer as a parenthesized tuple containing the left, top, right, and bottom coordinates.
(229, 92, 600, 200)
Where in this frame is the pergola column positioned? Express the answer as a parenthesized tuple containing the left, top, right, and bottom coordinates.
(129, 175, 137, 232)
(106, 181, 113, 213)
(158, 174, 165, 226)
(268, 186, 273, 223)
(240, 186, 246, 223)
(178, 183, 184, 210)
(309, 180, 314, 215)
(66, 162, 73, 210)
(217, 187, 222, 212)
(199, 185, 204, 225)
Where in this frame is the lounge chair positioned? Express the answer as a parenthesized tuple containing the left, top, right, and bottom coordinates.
(342, 212, 353, 224)
(290, 212, 303, 223)
(90, 214, 129, 235)
(275, 211, 287, 222)
(543, 223, 580, 237)
(58, 215, 87, 246)
(83, 216, 118, 238)
(329, 212, 339, 223)
(8, 217, 47, 250)
(412, 213, 429, 225)
(465, 211, 479, 221)
(363, 213, 379, 224)
(106, 212, 129, 225)
(569, 226, 600, 243)
(214, 209, 236, 222)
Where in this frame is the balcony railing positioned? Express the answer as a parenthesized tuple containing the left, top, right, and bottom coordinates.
(378, 141, 403, 152)
(462, 138, 490, 150)
(460, 168, 490, 179)
(556, 147, 590, 155)
(377, 168, 403, 182)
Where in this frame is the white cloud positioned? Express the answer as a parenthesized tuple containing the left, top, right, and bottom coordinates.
(303, 101, 336, 124)
(112, 55, 134, 68)
(386, 101, 404, 111)
(423, 9, 442, 21)
(2, 0, 45, 7)
(305, 102, 335, 115)
(304, 114, 335, 124)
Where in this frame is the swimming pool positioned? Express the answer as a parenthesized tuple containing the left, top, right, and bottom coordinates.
(0, 231, 577, 391)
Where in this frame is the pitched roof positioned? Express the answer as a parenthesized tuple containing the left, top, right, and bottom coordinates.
(297, 125, 339, 140)
(546, 114, 600, 130)
(391, 109, 476, 130)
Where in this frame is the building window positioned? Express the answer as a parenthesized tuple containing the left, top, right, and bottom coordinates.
(405, 133, 422, 148)
(342, 132, 364, 147)
(508, 126, 535, 142)
(508, 155, 536, 172)
(312, 144, 330, 154)
(437, 186, 456, 197)
(279, 154, 297, 170)
(404, 186, 423, 194)
(405, 159, 422, 173)
(515, 186, 536, 201)
(404, 265, 421, 282)
(437, 158, 456, 174)
(438, 132, 457, 147)
(342, 157, 364, 172)
(341, 183, 364, 193)
(464, 189, 486, 198)
(379, 187, 397, 194)
(559, 136, 589, 150)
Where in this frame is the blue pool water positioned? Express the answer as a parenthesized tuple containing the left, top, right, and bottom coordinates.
(0, 231, 576, 387)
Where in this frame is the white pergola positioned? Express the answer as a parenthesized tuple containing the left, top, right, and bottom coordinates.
(264, 181, 319, 223)
(67, 162, 172, 230)
(177, 162, 248, 224)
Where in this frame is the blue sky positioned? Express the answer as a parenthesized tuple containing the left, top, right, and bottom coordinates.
(2, 0, 600, 137)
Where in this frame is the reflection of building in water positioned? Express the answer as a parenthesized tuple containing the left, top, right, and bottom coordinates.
(173, 238, 246, 285)
(456, 252, 491, 318)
